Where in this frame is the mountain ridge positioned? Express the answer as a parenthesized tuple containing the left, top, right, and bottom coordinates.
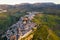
(0, 3, 60, 10)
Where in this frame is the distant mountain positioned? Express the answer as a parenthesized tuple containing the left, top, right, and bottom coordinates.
(0, 3, 60, 12)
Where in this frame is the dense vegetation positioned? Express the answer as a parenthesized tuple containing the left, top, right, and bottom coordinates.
(32, 14, 60, 40)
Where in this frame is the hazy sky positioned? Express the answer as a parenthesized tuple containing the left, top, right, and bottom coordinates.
(0, 0, 60, 5)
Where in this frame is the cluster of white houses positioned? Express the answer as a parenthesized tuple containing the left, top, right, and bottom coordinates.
(6, 12, 37, 40)
(0, 11, 42, 40)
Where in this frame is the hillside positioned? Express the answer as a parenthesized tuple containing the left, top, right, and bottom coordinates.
(32, 25, 60, 40)
(32, 14, 60, 40)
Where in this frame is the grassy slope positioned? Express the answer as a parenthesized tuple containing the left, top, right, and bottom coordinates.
(32, 14, 60, 40)
(33, 25, 60, 40)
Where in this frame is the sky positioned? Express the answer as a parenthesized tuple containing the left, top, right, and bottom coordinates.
(0, 0, 60, 5)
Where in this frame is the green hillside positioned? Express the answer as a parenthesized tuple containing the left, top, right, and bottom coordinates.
(32, 14, 60, 40)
